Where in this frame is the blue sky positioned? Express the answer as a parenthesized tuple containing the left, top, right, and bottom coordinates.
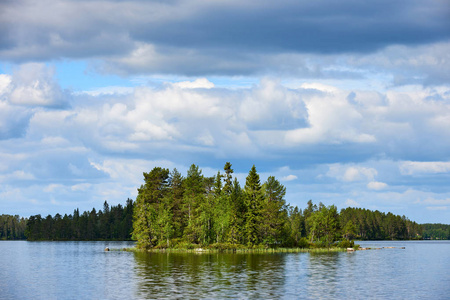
(1, 0, 449, 223)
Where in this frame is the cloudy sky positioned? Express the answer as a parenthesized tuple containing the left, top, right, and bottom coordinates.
(1, 0, 449, 223)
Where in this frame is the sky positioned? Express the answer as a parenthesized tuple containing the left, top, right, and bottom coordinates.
(1, 0, 449, 224)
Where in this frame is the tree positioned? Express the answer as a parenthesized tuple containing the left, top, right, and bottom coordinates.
(132, 167, 170, 248)
(182, 164, 205, 243)
(244, 165, 263, 246)
(342, 219, 357, 240)
(307, 204, 340, 247)
(223, 162, 234, 195)
(288, 206, 304, 246)
(260, 176, 287, 246)
(227, 178, 244, 244)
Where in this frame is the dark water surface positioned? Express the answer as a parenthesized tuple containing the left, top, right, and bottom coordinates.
(0, 240, 448, 299)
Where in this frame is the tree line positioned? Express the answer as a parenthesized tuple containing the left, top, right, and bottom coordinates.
(0, 214, 27, 240)
(421, 223, 450, 240)
(132, 163, 426, 249)
(25, 199, 134, 241)
(1, 162, 446, 243)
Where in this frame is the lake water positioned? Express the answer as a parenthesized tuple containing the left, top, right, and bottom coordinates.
(0, 240, 448, 299)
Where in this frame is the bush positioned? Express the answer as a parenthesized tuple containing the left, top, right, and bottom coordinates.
(297, 237, 310, 249)
(207, 243, 245, 250)
(335, 240, 355, 248)
(174, 241, 197, 249)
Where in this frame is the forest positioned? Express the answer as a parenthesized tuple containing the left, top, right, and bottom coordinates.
(131, 163, 425, 249)
(24, 199, 133, 241)
(5, 162, 448, 244)
(0, 214, 27, 240)
(421, 223, 450, 240)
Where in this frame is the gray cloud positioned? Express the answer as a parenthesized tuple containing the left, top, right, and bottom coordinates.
(1, 0, 449, 81)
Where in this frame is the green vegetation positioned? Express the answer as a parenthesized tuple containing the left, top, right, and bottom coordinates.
(421, 223, 450, 240)
(132, 162, 425, 250)
(0, 214, 27, 240)
(25, 199, 134, 241)
(14, 162, 447, 244)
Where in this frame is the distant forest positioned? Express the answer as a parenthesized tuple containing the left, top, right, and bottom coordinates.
(24, 199, 133, 241)
(2, 163, 449, 243)
(421, 223, 450, 240)
(0, 215, 27, 240)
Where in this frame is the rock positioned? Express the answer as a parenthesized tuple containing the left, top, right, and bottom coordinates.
(347, 248, 355, 251)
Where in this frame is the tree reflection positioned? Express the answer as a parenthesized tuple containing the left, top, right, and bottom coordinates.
(133, 252, 287, 299)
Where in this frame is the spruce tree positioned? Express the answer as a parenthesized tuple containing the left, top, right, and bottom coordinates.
(244, 165, 263, 246)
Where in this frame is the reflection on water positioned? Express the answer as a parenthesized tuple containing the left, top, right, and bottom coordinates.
(1, 241, 449, 299)
(131, 242, 450, 300)
(307, 253, 340, 299)
(133, 252, 289, 299)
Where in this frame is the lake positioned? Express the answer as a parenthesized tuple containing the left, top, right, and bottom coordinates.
(0, 240, 448, 299)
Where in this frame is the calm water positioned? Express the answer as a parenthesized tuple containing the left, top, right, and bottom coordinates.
(0, 241, 449, 299)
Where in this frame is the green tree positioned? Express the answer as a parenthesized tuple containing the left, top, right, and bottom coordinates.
(307, 204, 340, 247)
(243, 165, 263, 246)
(182, 164, 205, 243)
(288, 206, 304, 246)
(342, 219, 357, 240)
(227, 178, 244, 244)
(132, 167, 170, 248)
(260, 176, 287, 246)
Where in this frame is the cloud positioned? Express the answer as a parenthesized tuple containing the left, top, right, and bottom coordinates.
(0, 100, 32, 139)
(3, 0, 449, 58)
(400, 161, 450, 175)
(172, 78, 215, 89)
(327, 165, 378, 182)
(0, 63, 71, 139)
(367, 181, 388, 190)
(0, 1, 448, 83)
(281, 175, 298, 182)
(345, 199, 360, 207)
(0, 68, 449, 223)
(284, 86, 376, 145)
(426, 206, 447, 211)
(422, 198, 450, 205)
(7, 63, 70, 108)
(0, 170, 35, 183)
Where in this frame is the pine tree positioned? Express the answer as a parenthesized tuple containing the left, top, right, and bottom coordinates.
(244, 165, 263, 246)
(132, 167, 170, 248)
(182, 164, 205, 243)
(227, 178, 244, 244)
(260, 176, 287, 246)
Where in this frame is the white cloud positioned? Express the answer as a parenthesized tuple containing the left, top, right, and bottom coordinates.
(44, 184, 65, 193)
(11, 170, 35, 180)
(1, 67, 450, 223)
(422, 198, 450, 205)
(0, 170, 35, 182)
(173, 78, 215, 89)
(71, 183, 92, 192)
(367, 181, 388, 190)
(284, 87, 376, 145)
(281, 175, 298, 181)
(81, 86, 134, 96)
(400, 161, 450, 175)
(345, 199, 360, 207)
(7, 63, 69, 108)
(426, 206, 447, 211)
(327, 164, 378, 182)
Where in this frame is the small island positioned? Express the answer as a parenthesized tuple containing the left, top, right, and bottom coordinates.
(130, 162, 423, 251)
